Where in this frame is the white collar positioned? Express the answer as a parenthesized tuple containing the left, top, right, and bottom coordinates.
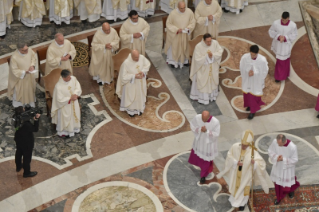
(18, 50, 26, 56)
(55, 40, 64, 47)
(176, 8, 183, 13)
(203, 0, 211, 6)
(130, 19, 138, 25)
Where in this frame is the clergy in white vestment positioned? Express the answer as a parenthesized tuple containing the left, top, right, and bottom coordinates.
(119, 10, 150, 56)
(101, 0, 130, 21)
(116, 50, 150, 117)
(89, 22, 120, 85)
(240, 45, 268, 120)
(47, 0, 74, 25)
(7, 43, 37, 107)
(269, 12, 297, 82)
(193, 0, 222, 39)
(130, 0, 155, 17)
(190, 33, 223, 104)
(217, 130, 270, 211)
(74, 0, 102, 22)
(160, 0, 187, 14)
(16, 0, 46, 27)
(221, 0, 247, 14)
(188, 110, 220, 184)
(164, 1, 196, 68)
(51, 69, 82, 137)
(268, 134, 300, 205)
(45, 33, 76, 75)
(0, 0, 13, 37)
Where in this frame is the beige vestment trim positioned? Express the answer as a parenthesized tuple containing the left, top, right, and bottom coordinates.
(164, 8, 196, 63)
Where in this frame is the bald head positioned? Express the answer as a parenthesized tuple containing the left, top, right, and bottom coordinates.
(201, 111, 210, 122)
(131, 50, 139, 62)
(55, 33, 64, 45)
(102, 22, 111, 34)
(178, 1, 186, 13)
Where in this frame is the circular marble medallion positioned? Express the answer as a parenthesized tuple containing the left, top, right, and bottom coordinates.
(72, 181, 163, 212)
(71, 41, 89, 67)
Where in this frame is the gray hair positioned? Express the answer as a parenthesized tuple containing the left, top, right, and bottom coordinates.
(17, 43, 27, 50)
(276, 134, 287, 142)
(61, 69, 71, 78)
(54, 33, 63, 40)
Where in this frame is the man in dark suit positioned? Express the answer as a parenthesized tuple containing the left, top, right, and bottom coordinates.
(14, 106, 41, 178)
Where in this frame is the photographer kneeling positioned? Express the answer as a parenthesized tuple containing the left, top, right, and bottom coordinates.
(14, 106, 41, 178)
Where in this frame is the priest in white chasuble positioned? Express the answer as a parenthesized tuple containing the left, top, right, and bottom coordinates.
(269, 12, 297, 83)
(221, 0, 247, 14)
(188, 111, 220, 184)
(116, 50, 150, 117)
(119, 10, 150, 56)
(74, 0, 102, 22)
(16, 0, 46, 27)
(190, 33, 223, 104)
(47, 0, 74, 25)
(217, 130, 270, 211)
(240, 45, 268, 120)
(45, 33, 76, 75)
(89, 22, 120, 85)
(164, 1, 195, 68)
(0, 0, 13, 38)
(7, 43, 37, 107)
(193, 0, 222, 39)
(101, 0, 130, 22)
(268, 134, 300, 205)
(51, 69, 82, 137)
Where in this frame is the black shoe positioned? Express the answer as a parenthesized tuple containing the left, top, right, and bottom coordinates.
(0, 35, 6, 39)
(248, 113, 255, 120)
(98, 82, 103, 86)
(200, 177, 206, 184)
(170, 65, 175, 68)
(275, 80, 280, 83)
(129, 114, 135, 117)
(316, 114, 319, 119)
(246, 107, 250, 111)
(184, 63, 189, 67)
(274, 199, 280, 205)
(223, 8, 229, 13)
(238, 206, 245, 211)
(289, 192, 294, 198)
(240, 9, 243, 13)
(139, 112, 143, 116)
(23, 171, 38, 178)
(16, 166, 22, 172)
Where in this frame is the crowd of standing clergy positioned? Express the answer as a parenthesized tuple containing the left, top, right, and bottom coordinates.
(4, 0, 311, 210)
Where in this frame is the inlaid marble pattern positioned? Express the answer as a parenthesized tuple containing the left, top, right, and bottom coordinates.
(0, 89, 108, 166)
(78, 186, 156, 212)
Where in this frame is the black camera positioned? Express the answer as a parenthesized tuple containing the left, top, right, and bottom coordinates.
(13, 105, 43, 128)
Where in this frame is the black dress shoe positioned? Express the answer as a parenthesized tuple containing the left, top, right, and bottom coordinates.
(129, 114, 135, 117)
(223, 8, 229, 13)
(170, 65, 175, 68)
(248, 113, 255, 120)
(240, 9, 243, 13)
(246, 107, 250, 111)
(184, 63, 189, 67)
(200, 177, 206, 184)
(289, 192, 294, 198)
(23, 171, 38, 178)
(316, 114, 319, 119)
(274, 199, 280, 205)
(238, 206, 245, 211)
(275, 80, 280, 83)
(139, 112, 143, 116)
(98, 82, 103, 86)
(16, 166, 22, 172)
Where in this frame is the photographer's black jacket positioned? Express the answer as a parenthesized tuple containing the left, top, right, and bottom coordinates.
(14, 120, 39, 149)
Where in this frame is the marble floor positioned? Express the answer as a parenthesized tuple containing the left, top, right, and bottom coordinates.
(1, 0, 319, 211)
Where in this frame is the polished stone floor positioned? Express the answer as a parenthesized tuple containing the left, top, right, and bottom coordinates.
(0, 0, 319, 211)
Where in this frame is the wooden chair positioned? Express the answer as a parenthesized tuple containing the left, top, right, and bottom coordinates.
(7, 57, 10, 65)
(87, 34, 94, 66)
(112, 48, 131, 94)
(37, 46, 48, 83)
(42, 68, 62, 117)
(162, 16, 168, 49)
(113, 24, 122, 50)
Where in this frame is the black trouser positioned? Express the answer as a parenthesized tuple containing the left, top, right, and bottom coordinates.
(15, 147, 33, 175)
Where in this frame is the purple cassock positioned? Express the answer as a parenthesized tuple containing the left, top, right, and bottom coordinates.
(188, 116, 214, 178)
(274, 139, 300, 201)
(274, 20, 291, 81)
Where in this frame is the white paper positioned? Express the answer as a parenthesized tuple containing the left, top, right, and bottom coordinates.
(63, 52, 68, 57)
